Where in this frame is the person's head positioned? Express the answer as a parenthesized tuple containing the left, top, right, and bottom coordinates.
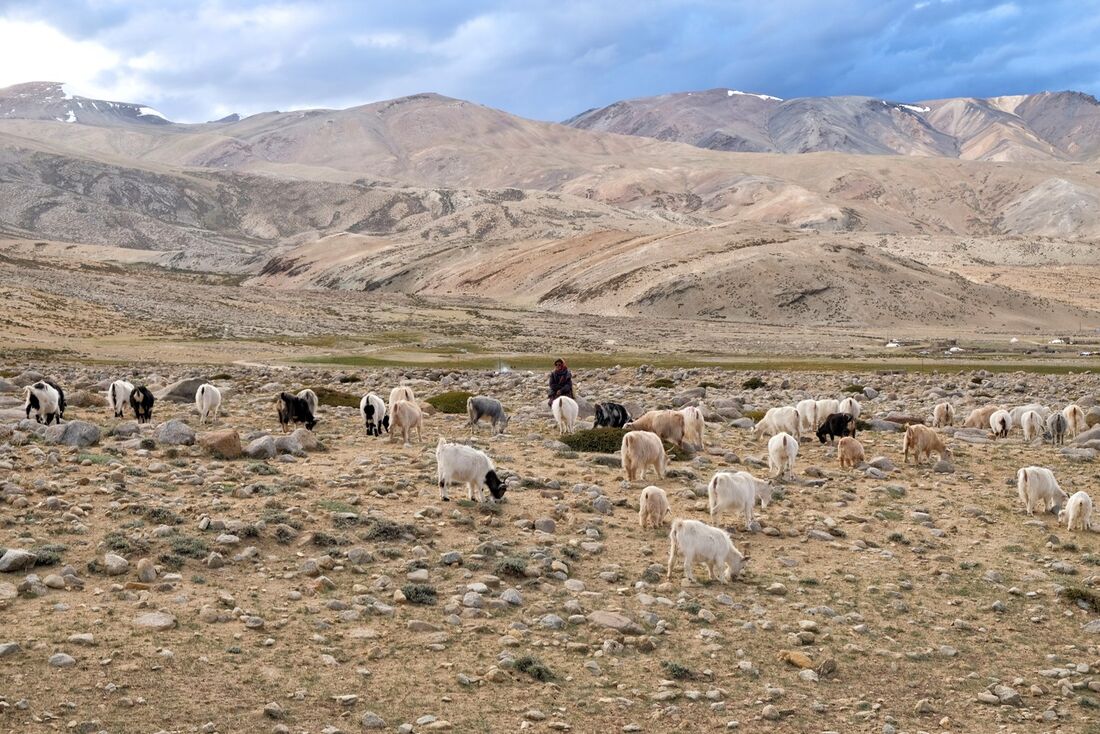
(553, 358, 566, 370)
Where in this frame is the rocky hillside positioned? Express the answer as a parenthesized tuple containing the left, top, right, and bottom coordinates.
(565, 88, 1100, 161)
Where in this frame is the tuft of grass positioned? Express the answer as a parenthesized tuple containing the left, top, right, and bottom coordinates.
(661, 660, 695, 680)
(171, 536, 210, 559)
(311, 387, 361, 408)
(495, 556, 528, 577)
(31, 543, 66, 567)
(843, 383, 865, 393)
(146, 507, 183, 525)
(681, 600, 702, 615)
(743, 409, 765, 422)
(311, 531, 349, 548)
(561, 546, 580, 561)
(157, 553, 185, 570)
(77, 453, 112, 465)
(362, 518, 414, 541)
(741, 377, 766, 390)
(425, 391, 473, 414)
(338, 374, 362, 383)
(698, 381, 723, 389)
(1060, 586, 1100, 612)
(104, 532, 148, 555)
(648, 378, 675, 389)
(249, 463, 279, 476)
(401, 583, 437, 605)
(209, 373, 233, 381)
(514, 655, 555, 682)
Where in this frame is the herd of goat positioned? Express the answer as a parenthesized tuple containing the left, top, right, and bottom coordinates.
(18, 376, 1096, 585)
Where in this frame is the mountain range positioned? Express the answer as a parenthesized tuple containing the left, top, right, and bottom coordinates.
(1, 80, 1098, 331)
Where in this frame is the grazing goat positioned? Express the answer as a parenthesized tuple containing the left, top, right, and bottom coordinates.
(551, 395, 579, 434)
(989, 409, 1012, 438)
(795, 399, 817, 435)
(195, 384, 222, 425)
(388, 386, 415, 415)
(767, 432, 798, 479)
(296, 389, 319, 417)
(815, 399, 840, 427)
(594, 402, 630, 429)
(638, 485, 671, 529)
(466, 396, 510, 435)
(902, 424, 951, 464)
(23, 381, 63, 425)
(666, 518, 746, 583)
(625, 410, 687, 450)
(1063, 404, 1088, 437)
(129, 386, 155, 424)
(680, 405, 705, 450)
(963, 405, 1002, 429)
(359, 392, 388, 436)
(931, 402, 955, 428)
(1009, 403, 1050, 426)
(1046, 412, 1068, 445)
(435, 437, 505, 502)
(107, 380, 134, 418)
(389, 399, 423, 446)
(621, 430, 667, 482)
(839, 396, 861, 420)
(751, 406, 800, 441)
(707, 470, 773, 530)
(837, 436, 865, 468)
(1059, 491, 1094, 532)
(816, 412, 855, 444)
(1017, 467, 1067, 516)
(275, 392, 317, 432)
(1020, 410, 1044, 443)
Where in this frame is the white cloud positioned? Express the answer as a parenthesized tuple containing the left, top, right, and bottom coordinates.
(0, 18, 118, 90)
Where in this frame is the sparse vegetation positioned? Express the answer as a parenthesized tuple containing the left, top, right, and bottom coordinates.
(425, 391, 474, 413)
(560, 427, 628, 453)
(742, 376, 766, 389)
(362, 518, 414, 541)
(1060, 586, 1100, 611)
(495, 556, 528, 577)
(312, 387, 361, 408)
(843, 383, 865, 393)
(661, 661, 695, 680)
(171, 536, 209, 559)
(648, 378, 675, 388)
(401, 583, 437, 605)
(514, 655, 555, 682)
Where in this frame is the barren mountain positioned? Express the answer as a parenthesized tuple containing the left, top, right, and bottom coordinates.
(566, 88, 1100, 162)
(0, 81, 1098, 332)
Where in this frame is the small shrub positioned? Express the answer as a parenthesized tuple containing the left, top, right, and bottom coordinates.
(311, 531, 349, 548)
(402, 583, 437, 605)
(157, 553, 185, 570)
(249, 463, 279, 476)
(312, 387, 360, 408)
(698, 381, 723, 389)
(887, 532, 909, 545)
(209, 373, 233, 381)
(171, 536, 209, 559)
(362, 518, 414, 541)
(104, 532, 148, 555)
(842, 383, 865, 393)
(514, 655, 555, 682)
(31, 543, 66, 567)
(661, 660, 694, 680)
(495, 556, 528, 577)
(146, 507, 183, 525)
(425, 391, 474, 414)
(338, 374, 362, 383)
(741, 377, 766, 390)
(681, 600, 702, 615)
(1060, 586, 1100, 612)
(743, 410, 766, 422)
(77, 453, 112, 465)
(560, 428, 627, 453)
(561, 546, 580, 561)
(648, 378, 675, 389)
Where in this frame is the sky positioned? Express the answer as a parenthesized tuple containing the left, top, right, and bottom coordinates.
(0, 0, 1097, 123)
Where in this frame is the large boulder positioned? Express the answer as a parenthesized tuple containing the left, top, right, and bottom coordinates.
(12, 371, 44, 387)
(45, 420, 101, 448)
(289, 427, 320, 452)
(0, 378, 18, 394)
(274, 434, 304, 456)
(64, 389, 100, 408)
(1074, 425, 1100, 445)
(197, 430, 242, 460)
(155, 420, 195, 446)
(244, 436, 276, 460)
(155, 377, 210, 403)
(0, 549, 36, 573)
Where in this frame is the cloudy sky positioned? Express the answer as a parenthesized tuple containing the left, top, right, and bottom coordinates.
(0, 0, 1096, 122)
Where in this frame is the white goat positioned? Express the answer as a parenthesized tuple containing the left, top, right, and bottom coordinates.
(297, 388, 319, 416)
(839, 396, 861, 420)
(106, 380, 134, 418)
(931, 402, 955, 428)
(552, 395, 579, 435)
(390, 399, 423, 446)
(621, 430, 667, 481)
(752, 406, 800, 441)
(1059, 491, 1093, 532)
(666, 518, 746, 584)
(638, 485, 672, 529)
(679, 405, 705, 450)
(1020, 410, 1044, 443)
(1017, 466, 1068, 516)
(435, 437, 506, 502)
(1063, 404, 1088, 437)
(989, 409, 1012, 438)
(767, 431, 798, 479)
(195, 383, 222, 424)
(707, 470, 773, 529)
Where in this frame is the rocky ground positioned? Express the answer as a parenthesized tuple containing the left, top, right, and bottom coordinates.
(2, 362, 1100, 734)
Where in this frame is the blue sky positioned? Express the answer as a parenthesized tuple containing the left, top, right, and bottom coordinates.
(0, 0, 1096, 122)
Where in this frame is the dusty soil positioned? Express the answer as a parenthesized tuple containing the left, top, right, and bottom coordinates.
(2, 361, 1099, 734)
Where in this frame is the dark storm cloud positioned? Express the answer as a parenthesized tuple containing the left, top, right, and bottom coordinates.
(1, 0, 1097, 122)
